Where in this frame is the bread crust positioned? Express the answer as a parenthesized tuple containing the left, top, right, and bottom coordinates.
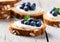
(10, 7, 45, 19)
(0, 0, 20, 5)
(0, 0, 21, 19)
(9, 21, 46, 36)
(43, 14, 60, 27)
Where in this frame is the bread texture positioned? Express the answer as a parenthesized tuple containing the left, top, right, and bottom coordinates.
(43, 14, 60, 27)
(0, 0, 21, 19)
(10, 7, 45, 19)
(0, 0, 20, 5)
(9, 21, 46, 36)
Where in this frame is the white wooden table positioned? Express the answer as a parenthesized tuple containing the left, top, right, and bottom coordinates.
(0, 0, 60, 42)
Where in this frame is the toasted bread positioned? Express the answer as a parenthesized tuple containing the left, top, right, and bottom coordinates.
(0, 0, 20, 5)
(10, 7, 45, 19)
(9, 21, 46, 36)
(43, 13, 60, 27)
(0, 0, 21, 19)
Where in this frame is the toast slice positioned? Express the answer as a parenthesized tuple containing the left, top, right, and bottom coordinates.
(9, 21, 46, 36)
(43, 13, 60, 27)
(0, 0, 21, 19)
(10, 7, 45, 19)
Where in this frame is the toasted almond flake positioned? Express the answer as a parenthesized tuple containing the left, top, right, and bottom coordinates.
(14, 32, 17, 35)
(30, 33, 35, 36)
(12, 30, 15, 34)
(54, 24, 57, 27)
(16, 31, 20, 35)
(6, 16, 10, 19)
(59, 24, 60, 27)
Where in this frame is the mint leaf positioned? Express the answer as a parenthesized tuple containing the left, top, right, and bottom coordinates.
(24, 15, 30, 20)
(55, 8, 59, 13)
(55, 8, 60, 13)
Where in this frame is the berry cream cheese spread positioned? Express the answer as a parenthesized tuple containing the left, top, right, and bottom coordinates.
(46, 12, 60, 20)
(46, 7, 60, 20)
(15, 2, 43, 14)
(13, 18, 43, 30)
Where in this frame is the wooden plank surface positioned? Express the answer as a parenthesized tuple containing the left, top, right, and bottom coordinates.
(46, 26, 60, 42)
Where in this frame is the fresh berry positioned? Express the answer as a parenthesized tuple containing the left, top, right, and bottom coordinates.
(50, 7, 56, 14)
(52, 12, 57, 16)
(20, 6, 24, 9)
(22, 3, 26, 7)
(36, 19, 41, 22)
(26, 2, 31, 6)
(24, 6, 29, 11)
(51, 11, 55, 14)
(26, 2, 31, 10)
(31, 3, 36, 10)
(28, 18, 35, 22)
(21, 19, 26, 24)
(20, 2, 36, 11)
(50, 10, 58, 16)
(36, 21, 41, 27)
(20, 3, 26, 9)
(30, 21, 36, 26)
(24, 21, 30, 25)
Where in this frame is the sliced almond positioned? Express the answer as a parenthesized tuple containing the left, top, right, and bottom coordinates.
(30, 33, 35, 36)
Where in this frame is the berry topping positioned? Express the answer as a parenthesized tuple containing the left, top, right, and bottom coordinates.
(26, 2, 31, 10)
(52, 12, 57, 16)
(30, 3, 36, 10)
(26, 2, 31, 6)
(28, 18, 34, 22)
(21, 19, 26, 24)
(50, 7, 60, 16)
(21, 19, 42, 27)
(36, 21, 41, 27)
(30, 21, 36, 26)
(22, 3, 26, 7)
(20, 2, 36, 11)
(50, 7, 56, 13)
(24, 6, 29, 11)
(36, 19, 42, 22)
(21, 16, 42, 27)
(20, 6, 24, 9)
(24, 21, 30, 25)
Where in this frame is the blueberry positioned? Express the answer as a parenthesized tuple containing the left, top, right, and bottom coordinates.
(24, 6, 29, 11)
(52, 12, 58, 16)
(50, 10, 58, 16)
(30, 21, 36, 26)
(51, 11, 55, 14)
(26, 2, 31, 10)
(21, 19, 26, 24)
(22, 3, 26, 7)
(30, 3, 36, 10)
(20, 6, 24, 9)
(20, 3, 26, 9)
(26, 2, 31, 6)
(28, 18, 35, 22)
(50, 7, 56, 14)
(24, 21, 30, 25)
(36, 19, 41, 22)
(36, 21, 41, 27)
